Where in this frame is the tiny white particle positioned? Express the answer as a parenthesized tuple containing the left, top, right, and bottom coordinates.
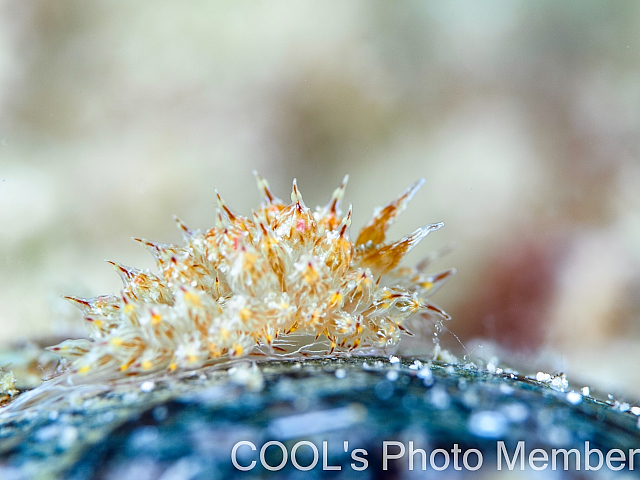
(122, 392, 139, 403)
(140, 381, 155, 393)
(502, 403, 528, 422)
(99, 411, 115, 424)
(58, 426, 79, 449)
(335, 368, 346, 379)
(581, 386, 590, 396)
(429, 386, 450, 410)
(630, 406, 640, 416)
(417, 366, 434, 386)
(499, 384, 514, 395)
(536, 372, 551, 382)
(550, 376, 569, 391)
(468, 411, 508, 438)
(566, 391, 582, 405)
(386, 370, 399, 381)
(389, 356, 400, 364)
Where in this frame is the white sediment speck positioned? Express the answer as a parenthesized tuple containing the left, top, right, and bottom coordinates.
(617, 402, 630, 412)
(566, 391, 582, 405)
(417, 367, 434, 387)
(536, 372, 552, 383)
(546, 426, 572, 446)
(140, 381, 155, 393)
(581, 386, 590, 396)
(228, 364, 264, 391)
(502, 403, 528, 423)
(335, 368, 346, 379)
(550, 376, 569, 391)
(462, 389, 479, 408)
(122, 392, 139, 403)
(36, 425, 60, 442)
(36, 425, 79, 449)
(58, 426, 79, 449)
(429, 386, 450, 410)
(409, 360, 423, 370)
(268, 404, 366, 439)
(389, 356, 400, 364)
(499, 384, 514, 395)
(386, 370, 399, 381)
(468, 411, 508, 438)
(99, 411, 116, 424)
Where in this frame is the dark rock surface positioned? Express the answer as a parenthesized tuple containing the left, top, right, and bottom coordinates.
(1, 357, 639, 479)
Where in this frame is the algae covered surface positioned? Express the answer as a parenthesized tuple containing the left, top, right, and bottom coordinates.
(1, 356, 639, 479)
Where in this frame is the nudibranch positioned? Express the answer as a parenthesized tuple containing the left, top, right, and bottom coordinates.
(49, 173, 454, 379)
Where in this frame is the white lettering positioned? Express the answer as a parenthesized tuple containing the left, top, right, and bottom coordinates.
(430, 448, 450, 471)
(290, 441, 318, 471)
(408, 441, 426, 470)
(323, 441, 341, 470)
(260, 441, 287, 471)
(463, 449, 483, 471)
(383, 441, 405, 470)
(606, 449, 625, 471)
(451, 443, 461, 470)
(231, 441, 256, 471)
(351, 448, 368, 471)
(552, 448, 580, 470)
(585, 441, 603, 471)
(529, 448, 548, 471)
(497, 441, 525, 470)
(630, 449, 640, 470)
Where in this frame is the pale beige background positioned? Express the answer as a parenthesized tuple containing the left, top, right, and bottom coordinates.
(1, 1, 640, 396)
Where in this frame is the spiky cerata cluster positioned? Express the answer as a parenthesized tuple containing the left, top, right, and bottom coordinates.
(49, 174, 453, 379)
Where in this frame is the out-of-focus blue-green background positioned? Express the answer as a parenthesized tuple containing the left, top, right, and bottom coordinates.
(1, 1, 640, 395)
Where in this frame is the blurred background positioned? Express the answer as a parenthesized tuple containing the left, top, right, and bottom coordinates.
(1, 1, 640, 397)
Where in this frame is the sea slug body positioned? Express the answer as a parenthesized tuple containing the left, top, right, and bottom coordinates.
(49, 173, 454, 380)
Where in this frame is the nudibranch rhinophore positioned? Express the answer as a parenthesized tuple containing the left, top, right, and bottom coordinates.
(49, 173, 454, 379)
